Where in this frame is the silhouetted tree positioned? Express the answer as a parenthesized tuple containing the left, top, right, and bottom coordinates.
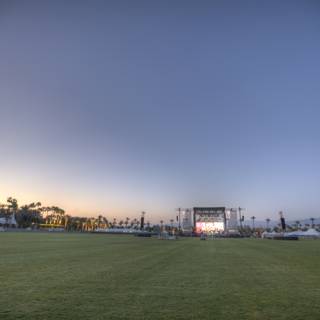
(251, 216, 256, 230)
(266, 218, 271, 231)
(310, 218, 315, 228)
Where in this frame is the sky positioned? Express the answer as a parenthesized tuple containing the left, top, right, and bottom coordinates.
(1, 0, 320, 222)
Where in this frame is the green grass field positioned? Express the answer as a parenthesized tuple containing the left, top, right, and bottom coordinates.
(0, 233, 319, 320)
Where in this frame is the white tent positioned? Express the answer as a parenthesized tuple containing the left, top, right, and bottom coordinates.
(286, 229, 320, 238)
(0, 214, 17, 227)
(303, 229, 320, 237)
(262, 231, 278, 239)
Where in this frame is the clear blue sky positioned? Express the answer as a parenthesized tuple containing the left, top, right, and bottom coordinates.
(1, 1, 320, 222)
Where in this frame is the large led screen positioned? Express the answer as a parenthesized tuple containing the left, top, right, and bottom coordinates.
(195, 221, 224, 233)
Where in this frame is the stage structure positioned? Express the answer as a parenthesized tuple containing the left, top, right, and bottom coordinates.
(193, 207, 238, 233)
(226, 208, 238, 231)
(182, 208, 193, 231)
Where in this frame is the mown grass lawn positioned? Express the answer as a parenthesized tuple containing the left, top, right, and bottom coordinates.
(0, 232, 319, 320)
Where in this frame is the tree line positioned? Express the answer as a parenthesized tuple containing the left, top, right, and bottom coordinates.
(0, 197, 151, 232)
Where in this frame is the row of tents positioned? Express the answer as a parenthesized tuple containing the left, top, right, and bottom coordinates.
(262, 228, 320, 239)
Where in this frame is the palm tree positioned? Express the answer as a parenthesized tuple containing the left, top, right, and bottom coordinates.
(266, 218, 271, 230)
(251, 216, 256, 230)
(97, 215, 103, 228)
(91, 217, 97, 230)
(7, 197, 18, 212)
(18, 202, 43, 228)
(132, 218, 138, 229)
(103, 217, 109, 228)
(64, 215, 70, 229)
(295, 220, 300, 230)
(0, 203, 6, 215)
(310, 218, 315, 228)
(160, 220, 164, 232)
(125, 217, 130, 228)
(7, 197, 18, 224)
(170, 219, 174, 235)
